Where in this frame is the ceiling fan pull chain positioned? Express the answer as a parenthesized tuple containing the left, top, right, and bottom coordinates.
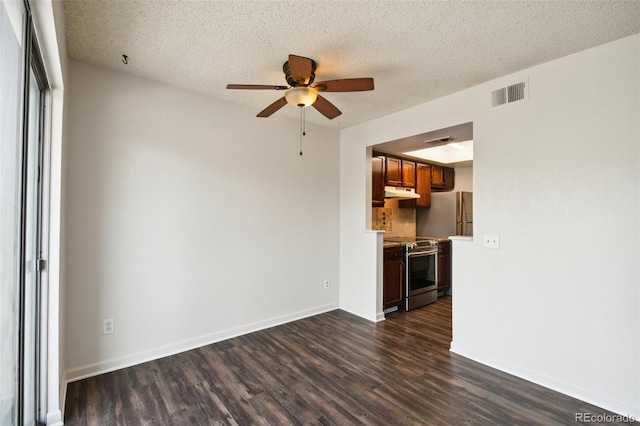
(299, 107, 304, 156)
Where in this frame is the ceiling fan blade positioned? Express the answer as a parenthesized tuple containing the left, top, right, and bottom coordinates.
(227, 84, 288, 90)
(288, 54, 314, 85)
(312, 95, 342, 119)
(313, 78, 374, 92)
(257, 97, 288, 117)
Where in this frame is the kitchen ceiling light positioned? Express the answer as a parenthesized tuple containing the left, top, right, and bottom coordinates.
(285, 86, 318, 107)
(404, 140, 474, 164)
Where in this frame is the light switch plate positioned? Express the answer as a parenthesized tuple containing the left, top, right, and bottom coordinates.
(484, 235, 500, 249)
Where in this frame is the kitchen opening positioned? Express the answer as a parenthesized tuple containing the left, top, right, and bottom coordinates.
(371, 122, 473, 319)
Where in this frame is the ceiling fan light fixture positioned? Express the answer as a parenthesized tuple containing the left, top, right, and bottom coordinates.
(285, 86, 318, 107)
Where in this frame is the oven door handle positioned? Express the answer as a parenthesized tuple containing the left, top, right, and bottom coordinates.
(406, 251, 437, 258)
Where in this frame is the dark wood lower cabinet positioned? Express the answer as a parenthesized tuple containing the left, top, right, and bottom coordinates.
(383, 246, 404, 309)
(437, 240, 451, 294)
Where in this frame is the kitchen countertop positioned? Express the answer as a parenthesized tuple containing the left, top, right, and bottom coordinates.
(417, 236, 452, 243)
(383, 236, 451, 249)
(383, 242, 404, 249)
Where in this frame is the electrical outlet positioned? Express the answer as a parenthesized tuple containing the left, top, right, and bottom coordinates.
(103, 318, 114, 335)
(323, 280, 330, 290)
(483, 235, 500, 249)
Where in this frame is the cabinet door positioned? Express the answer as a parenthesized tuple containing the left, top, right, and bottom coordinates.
(385, 157, 402, 186)
(401, 160, 416, 188)
(372, 156, 385, 207)
(383, 247, 404, 309)
(431, 165, 455, 191)
(443, 167, 455, 190)
(431, 165, 444, 187)
(415, 163, 431, 207)
(399, 163, 430, 208)
(437, 242, 451, 293)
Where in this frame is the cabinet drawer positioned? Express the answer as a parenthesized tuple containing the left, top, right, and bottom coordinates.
(384, 246, 404, 260)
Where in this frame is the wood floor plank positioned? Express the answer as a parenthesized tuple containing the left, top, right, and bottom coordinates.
(64, 296, 633, 425)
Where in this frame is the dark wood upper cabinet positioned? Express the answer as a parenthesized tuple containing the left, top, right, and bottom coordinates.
(400, 163, 431, 208)
(431, 165, 444, 187)
(443, 167, 455, 189)
(372, 156, 385, 207)
(431, 165, 455, 191)
(385, 157, 415, 188)
(401, 160, 415, 188)
(385, 157, 403, 187)
(415, 163, 431, 207)
(376, 152, 453, 198)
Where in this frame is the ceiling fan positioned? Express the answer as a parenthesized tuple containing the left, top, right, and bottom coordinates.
(227, 54, 374, 120)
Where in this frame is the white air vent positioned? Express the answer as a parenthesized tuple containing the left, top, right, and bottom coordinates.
(424, 136, 454, 146)
(491, 80, 528, 107)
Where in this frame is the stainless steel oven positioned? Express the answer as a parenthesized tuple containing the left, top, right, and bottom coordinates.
(405, 241, 438, 311)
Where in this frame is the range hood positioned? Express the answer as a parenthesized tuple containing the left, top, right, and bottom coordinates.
(384, 186, 420, 199)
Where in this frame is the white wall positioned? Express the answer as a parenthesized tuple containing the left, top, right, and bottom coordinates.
(64, 61, 341, 380)
(339, 142, 383, 321)
(340, 35, 640, 416)
(453, 166, 472, 192)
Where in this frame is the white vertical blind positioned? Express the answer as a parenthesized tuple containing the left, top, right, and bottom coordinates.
(0, 1, 26, 424)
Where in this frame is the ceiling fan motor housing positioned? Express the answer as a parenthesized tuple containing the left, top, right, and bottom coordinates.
(283, 59, 316, 86)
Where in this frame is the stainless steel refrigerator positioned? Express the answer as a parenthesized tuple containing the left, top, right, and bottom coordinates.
(416, 191, 473, 237)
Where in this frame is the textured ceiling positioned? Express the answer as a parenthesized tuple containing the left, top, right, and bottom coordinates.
(63, 0, 640, 130)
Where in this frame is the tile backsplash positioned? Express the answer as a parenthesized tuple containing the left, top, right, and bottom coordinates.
(373, 208, 393, 232)
(372, 198, 416, 237)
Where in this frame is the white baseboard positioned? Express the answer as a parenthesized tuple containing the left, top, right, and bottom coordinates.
(65, 303, 338, 384)
(1, 394, 63, 425)
(46, 408, 63, 426)
(58, 371, 67, 425)
(450, 340, 639, 419)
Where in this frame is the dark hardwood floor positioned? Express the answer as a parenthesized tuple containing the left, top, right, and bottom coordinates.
(65, 297, 630, 425)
